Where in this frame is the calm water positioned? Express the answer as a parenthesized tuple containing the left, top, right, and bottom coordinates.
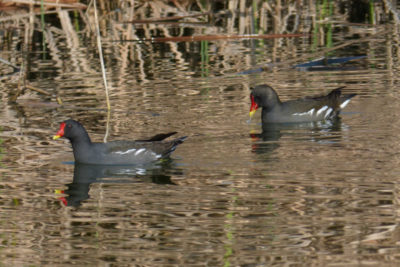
(1, 7, 400, 266)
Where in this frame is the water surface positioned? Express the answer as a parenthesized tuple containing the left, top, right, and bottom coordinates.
(1, 3, 400, 266)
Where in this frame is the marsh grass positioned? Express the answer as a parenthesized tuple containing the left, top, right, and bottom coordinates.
(0, 0, 394, 128)
(0, 1, 384, 81)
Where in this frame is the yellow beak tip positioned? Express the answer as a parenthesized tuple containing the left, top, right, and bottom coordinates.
(53, 135, 61, 140)
(249, 110, 256, 118)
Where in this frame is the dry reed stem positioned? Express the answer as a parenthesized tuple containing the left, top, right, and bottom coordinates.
(0, 8, 80, 22)
(93, 0, 111, 143)
(3, 0, 86, 9)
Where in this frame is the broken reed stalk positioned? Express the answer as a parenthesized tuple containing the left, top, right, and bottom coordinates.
(116, 33, 309, 43)
(0, 9, 84, 23)
(272, 27, 389, 70)
(123, 12, 211, 23)
(234, 27, 390, 75)
(93, 0, 111, 143)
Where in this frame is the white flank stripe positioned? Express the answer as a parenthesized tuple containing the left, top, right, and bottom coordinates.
(340, 99, 351, 109)
(134, 148, 146, 156)
(316, 106, 328, 116)
(324, 108, 333, 119)
(293, 108, 315, 116)
(114, 148, 136, 155)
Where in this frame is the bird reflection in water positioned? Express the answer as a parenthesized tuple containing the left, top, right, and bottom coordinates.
(250, 117, 344, 155)
(56, 161, 178, 207)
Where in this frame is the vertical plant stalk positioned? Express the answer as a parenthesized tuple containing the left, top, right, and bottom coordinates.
(93, 0, 111, 143)
(73, 10, 80, 31)
(311, 0, 320, 50)
(201, 40, 209, 78)
(326, 0, 333, 49)
(369, 0, 375, 25)
(41, 0, 46, 51)
(251, 0, 258, 34)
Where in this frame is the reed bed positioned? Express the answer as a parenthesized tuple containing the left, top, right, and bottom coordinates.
(0, 0, 387, 82)
(0, 0, 395, 113)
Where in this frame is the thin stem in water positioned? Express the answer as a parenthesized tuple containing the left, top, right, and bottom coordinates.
(93, 0, 111, 143)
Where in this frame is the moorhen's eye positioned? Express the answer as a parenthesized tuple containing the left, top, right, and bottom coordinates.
(67, 124, 72, 128)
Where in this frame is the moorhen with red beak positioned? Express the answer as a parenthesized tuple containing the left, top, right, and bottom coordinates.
(249, 84, 356, 123)
(53, 119, 187, 165)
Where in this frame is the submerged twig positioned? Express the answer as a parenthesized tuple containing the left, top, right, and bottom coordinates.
(11, 80, 63, 104)
(25, 84, 52, 95)
(24, 85, 62, 104)
(0, 57, 20, 72)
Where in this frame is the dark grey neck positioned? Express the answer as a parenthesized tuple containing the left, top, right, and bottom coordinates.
(261, 109, 268, 123)
(69, 132, 92, 163)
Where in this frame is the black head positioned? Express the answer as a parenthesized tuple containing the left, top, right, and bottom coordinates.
(250, 85, 281, 117)
(53, 119, 90, 142)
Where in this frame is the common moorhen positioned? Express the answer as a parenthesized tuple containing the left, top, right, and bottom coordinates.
(249, 84, 356, 123)
(53, 119, 187, 165)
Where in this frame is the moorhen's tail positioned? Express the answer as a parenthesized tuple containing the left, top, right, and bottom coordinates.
(327, 86, 345, 99)
(162, 136, 187, 157)
(340, 92, 357, 109)
(340, 93, 357, 102)
(305, 86, 345, 101)
(327, 86, 357, 108)
(328, 86, 357, 101)
(137, 132, 178, 142)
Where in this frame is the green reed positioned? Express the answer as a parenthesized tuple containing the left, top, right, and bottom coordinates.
(201, 40, 209, 77)
(369, 0, 376, 24)
(312, 0, 334, 52)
